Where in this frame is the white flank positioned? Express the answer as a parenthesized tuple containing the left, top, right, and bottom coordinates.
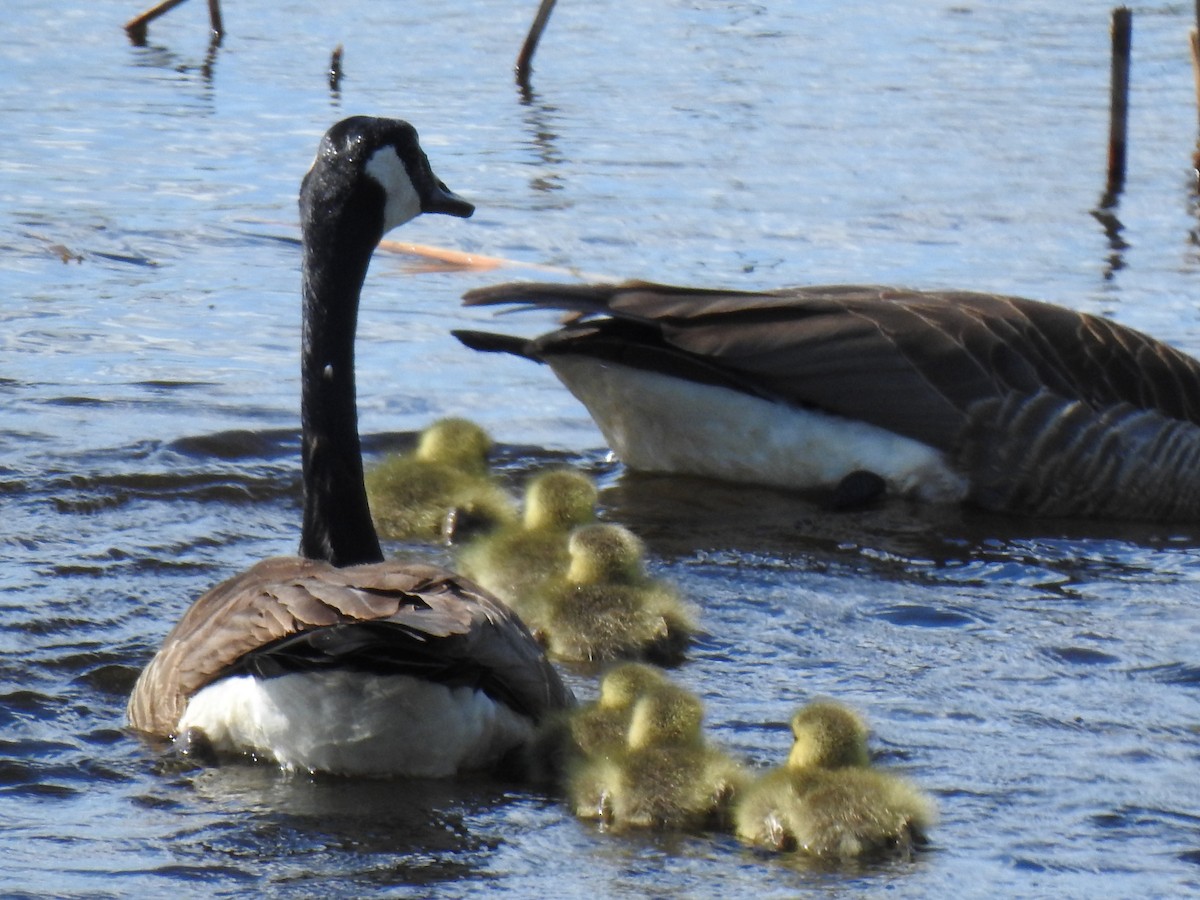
(177, 671, 534, 778)
(548, 357, 968, 502)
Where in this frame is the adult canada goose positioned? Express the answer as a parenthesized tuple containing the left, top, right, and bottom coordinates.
(365, 417, 516, 542)
(456, 467, 597, 602)
(126, 117, 572, 778)
(734, 701, 934, 859)
(518, 523, 695, 664)
(454, 281, 1200, 520)
(569, 683, 745, 830)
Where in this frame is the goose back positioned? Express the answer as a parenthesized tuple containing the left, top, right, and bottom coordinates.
(127, 557, 572, 738)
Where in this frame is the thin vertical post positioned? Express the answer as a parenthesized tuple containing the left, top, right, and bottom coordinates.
(1101, 7, 1132, 208)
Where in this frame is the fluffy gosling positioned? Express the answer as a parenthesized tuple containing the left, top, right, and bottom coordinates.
(365, 418, 515, 541)
(517, 524, 694, 664)
(457, 468, 598, 602)
(569, 683, 744, 831)
(734, 701, 935, 861)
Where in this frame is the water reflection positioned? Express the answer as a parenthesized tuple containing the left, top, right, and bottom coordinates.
(161, 765, 534, 889)
(516, 83, 567, 197)
(596, 467, 1200, 590)
(1090, 205, 1127, 281)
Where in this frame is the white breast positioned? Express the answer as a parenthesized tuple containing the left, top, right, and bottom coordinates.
(547, 357, 968, 503)
(177, 671, 535, 778)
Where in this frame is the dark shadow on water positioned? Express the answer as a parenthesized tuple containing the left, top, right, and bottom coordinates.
(159, 764, 539, 889)
(591, 468, 1200, 590)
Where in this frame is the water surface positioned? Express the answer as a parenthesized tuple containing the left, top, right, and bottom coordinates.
(3, 1, 1200, 896)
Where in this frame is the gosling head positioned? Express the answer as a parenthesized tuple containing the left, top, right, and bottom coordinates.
(566, 523, 645, 585)
(523, 469, 598, 531)
(597, 662, 669, 711)
(625, 684, 704, 750)
(787, 701, 870, 771)
(414, 417, 493, 475)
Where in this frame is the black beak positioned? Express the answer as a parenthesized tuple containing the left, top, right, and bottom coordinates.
(424, 179, 475, 218)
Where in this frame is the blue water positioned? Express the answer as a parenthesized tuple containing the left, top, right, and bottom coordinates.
(3, 0, 1200, 896)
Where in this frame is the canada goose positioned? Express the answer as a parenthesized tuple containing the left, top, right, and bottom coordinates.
(365, 417, 516, 541)
(569, 683, 745, 830)
(734, 702, 934, 859)
(457, 467, 597, 602)
(518, 523, 695, 664)
(126, 117, 572, 778)
(454, 280, 1200, 520)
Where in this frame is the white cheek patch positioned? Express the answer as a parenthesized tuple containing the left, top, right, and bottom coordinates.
(364, 147, 422, 232)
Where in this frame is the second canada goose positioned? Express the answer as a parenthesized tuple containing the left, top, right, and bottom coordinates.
(454, 280, 1200, 520)
(126, 117, 573, 778)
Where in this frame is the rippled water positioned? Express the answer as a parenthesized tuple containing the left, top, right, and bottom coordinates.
(4, 0, 1200, 896)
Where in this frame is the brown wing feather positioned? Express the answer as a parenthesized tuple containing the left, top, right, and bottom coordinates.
(127, 556, 571, 737)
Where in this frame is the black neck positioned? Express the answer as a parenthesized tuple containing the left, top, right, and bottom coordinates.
(298, 187, 385, 567)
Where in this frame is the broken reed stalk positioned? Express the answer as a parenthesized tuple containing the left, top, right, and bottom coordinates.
(329, 44, 345, 92)
(1192, 29, 1200, 130)
(124, 0, 189, 42)
(1101, 6, 1132, 209)
(124, 0, 222, 42)
(516, 0, 558, 84)
(206, 0, 224, 38)
(1192, 2, 1200, 169)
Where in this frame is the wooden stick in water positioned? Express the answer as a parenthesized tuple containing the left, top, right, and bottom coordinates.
(1100, 6, 1132, 209)
(124, 0, 189, 43)
(329, 44, 345, 92)
(1190, 0, 1200, 165)
(379, 241, 505, 273)
(1192, 29, 1200, 128)
(377, 239, 608, 280)
(125, 0, 221, 42)
(516, 0, 558, 84)
(206, 0, 223, 38)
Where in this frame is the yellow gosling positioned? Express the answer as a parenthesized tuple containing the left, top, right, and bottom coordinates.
(365, 417, 516, 541)
(787, 700, 870, 770)
(567, 662, 670, 757)
(734, 701, 935, 861)
(519, 524, 695, 664)
(569, 684, 745, 831)
(457, 468, 597, 602)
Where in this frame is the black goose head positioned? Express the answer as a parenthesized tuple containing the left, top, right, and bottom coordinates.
(298, 116, 473, 568)
(301, 116, 474, 253)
